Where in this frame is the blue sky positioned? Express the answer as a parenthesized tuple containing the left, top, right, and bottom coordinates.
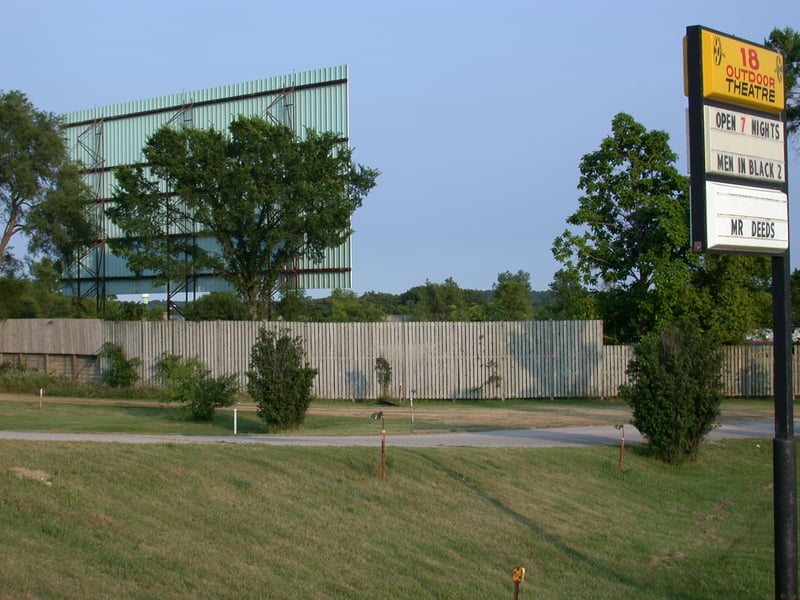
(3, 0, 799, 295)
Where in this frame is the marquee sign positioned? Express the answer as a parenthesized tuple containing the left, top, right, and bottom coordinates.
(699, 28, 785, 114)
(703, 106, 785, 183)
(704, 181, 788, 253)
(685, 26, 789, 255)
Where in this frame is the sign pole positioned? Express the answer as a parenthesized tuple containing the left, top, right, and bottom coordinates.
(772, 253, 797, 599)
(685, 25, 795, 598)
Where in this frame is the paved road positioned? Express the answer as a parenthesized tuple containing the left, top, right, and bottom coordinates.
(0, 421, 783, 448)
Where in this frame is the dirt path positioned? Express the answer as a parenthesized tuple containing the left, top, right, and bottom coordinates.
(307, 403, 635, 429)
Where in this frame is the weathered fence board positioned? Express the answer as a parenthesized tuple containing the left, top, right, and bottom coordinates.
(0, 319, 102, 355)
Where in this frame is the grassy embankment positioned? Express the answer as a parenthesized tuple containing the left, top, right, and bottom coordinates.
(0, 394, 785, 599)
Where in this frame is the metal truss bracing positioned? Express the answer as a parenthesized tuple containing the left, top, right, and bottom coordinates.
(162, 102, 197, 319)
(264, 84, 296, 134)
(266, 85, 299, 294)
(261, 86, 354, 295)
(73, 119, 106, 312)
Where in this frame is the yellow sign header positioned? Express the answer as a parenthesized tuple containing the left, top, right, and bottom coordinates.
(701, 29, 785, 114)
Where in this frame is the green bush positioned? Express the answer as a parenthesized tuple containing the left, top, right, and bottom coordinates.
(619, 317, 724, 464)
(99, 343, 141, 388)
(247, 328, 317, 431)
(0, 362, 55, 393)
(0, 360, 158, 399)
(155, 353, 237, 421)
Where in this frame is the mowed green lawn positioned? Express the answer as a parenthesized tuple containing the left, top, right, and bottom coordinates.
(0, 396, 787, 598)
(0, 393, 775, 436)
(0, 394, 633, 436)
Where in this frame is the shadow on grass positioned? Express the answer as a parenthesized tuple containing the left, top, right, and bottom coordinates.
(116, 404, 269, 435)
(412, 450, 691, 599)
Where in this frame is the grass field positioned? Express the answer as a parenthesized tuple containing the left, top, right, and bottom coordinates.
(0, 395, 787, 599)
(0, 392, 776, 436)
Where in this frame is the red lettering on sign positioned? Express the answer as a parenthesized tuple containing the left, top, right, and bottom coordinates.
(740, 47, 760, 70)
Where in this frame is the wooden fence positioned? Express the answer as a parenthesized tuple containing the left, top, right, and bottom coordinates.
(0, 319, 796, 399)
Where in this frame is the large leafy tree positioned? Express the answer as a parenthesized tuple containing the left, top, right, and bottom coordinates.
(552, 113, 772, 343)
(109, 116, 378, 319)
(552, 113, 693, 342)
(765, 27, 800, 136)
(0, 91, 94, 270)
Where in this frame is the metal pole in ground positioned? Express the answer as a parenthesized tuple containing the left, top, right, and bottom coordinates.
(772, 254, 797, 600)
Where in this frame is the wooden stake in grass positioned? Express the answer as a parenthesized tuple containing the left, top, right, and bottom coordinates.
(371, 411, 387, 481)
(614, 424, 625, 472)
(511, 566, 525, 600)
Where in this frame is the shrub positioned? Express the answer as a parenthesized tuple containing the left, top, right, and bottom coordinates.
(0, 362, 57, 393)
(247, 328, 317, 431)
(99, 343, 141, 388)
(0, 359, 157, 399)
(619, 317, 724, 464)
(155, 353, 237, 421)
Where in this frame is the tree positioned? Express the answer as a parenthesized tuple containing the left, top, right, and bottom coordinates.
(300, 289, 388, 322)
(0, 277, 36, 318)
(0, 257, 90, 319)
(102, 299, 165, 322)
(26, 258, 83, 317)
(400, 278, 487, 321)
(0, 91, 94, 270)
(765, 27, 800, 136)
(620, 317, 724, 464)
(182, 291, 249, 321)
(416, 278, 466, 321)
(328, 289, 387, 322)
(374, 357, 392, 400)
(538, 268, 598, 321)
(552, 113, 693, 343)
(488, 270, 533, 320)
(274, 289, 310, 321)
(360, 291, 402, 315)
(109, 117, 379, 320)
(689, 254, 771, 343)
